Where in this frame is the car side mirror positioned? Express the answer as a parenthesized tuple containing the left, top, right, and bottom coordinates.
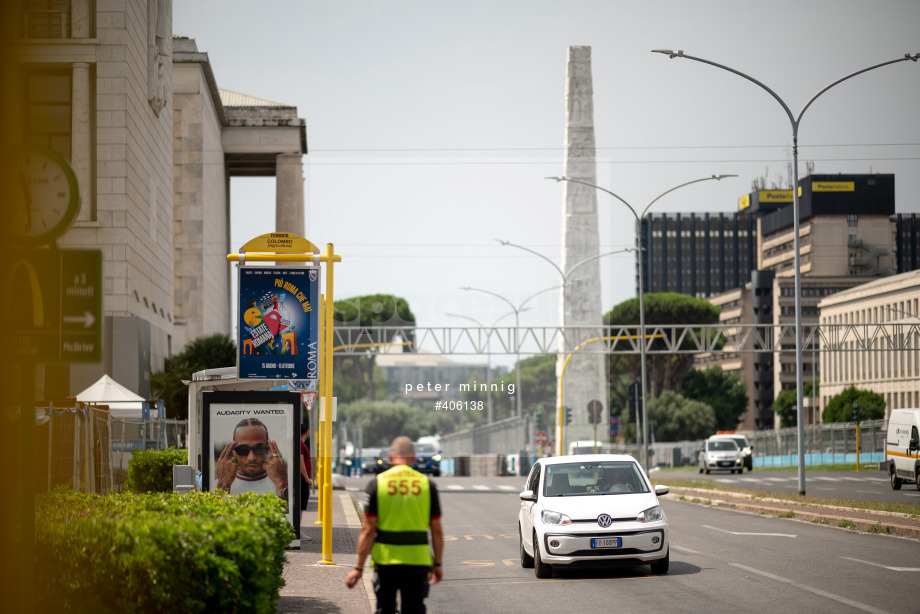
(519, 489, 536, 501)
(654, 484, 670, 497)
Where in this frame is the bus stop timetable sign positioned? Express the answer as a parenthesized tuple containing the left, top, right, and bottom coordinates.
(9, 249, 102, 363)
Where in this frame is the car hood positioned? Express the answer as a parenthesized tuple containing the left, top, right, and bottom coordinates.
(539, 492, 660, 521)
(706, 451, 740, 459)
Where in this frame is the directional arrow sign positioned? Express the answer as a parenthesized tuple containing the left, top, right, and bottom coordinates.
(8, 249, 102, 363)
(62, 311, 96, 328)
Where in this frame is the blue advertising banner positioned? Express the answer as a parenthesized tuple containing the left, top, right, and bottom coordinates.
(238, 266, 320, 380)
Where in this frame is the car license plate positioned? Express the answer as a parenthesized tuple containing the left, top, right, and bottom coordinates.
(591, 537, 621, 549)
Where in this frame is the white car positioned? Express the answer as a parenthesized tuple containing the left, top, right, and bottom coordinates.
(708, 433, 753, 471)
(698, 438, 744, 474)
(518, 454, 670, 579)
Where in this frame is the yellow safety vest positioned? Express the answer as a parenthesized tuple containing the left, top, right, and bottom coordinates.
(372, 465, 433, 566)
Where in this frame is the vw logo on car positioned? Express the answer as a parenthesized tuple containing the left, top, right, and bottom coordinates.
(597, 514, 613, 528)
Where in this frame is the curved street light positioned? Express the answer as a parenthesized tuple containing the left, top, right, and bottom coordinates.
(460, 286, 550, 417)
(446, 309, 518, 424)
(652, 48, 919, 495)
(546, 174, 736, 467)
(496, 240, 637, 452)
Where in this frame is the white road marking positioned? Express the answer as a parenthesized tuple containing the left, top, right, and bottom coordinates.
(842, 556, 920, 572)
(472, 485, 489, 490)
(498, 485, 516, 490)
(447, 484, 464, 490)
(670, 544, 700, 554)
(730, 563, 893, 614)
(703, 525, 796, 538)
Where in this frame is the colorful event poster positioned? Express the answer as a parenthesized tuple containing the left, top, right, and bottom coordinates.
(202, 391, 300, 530)
(238, 266, 319, 380)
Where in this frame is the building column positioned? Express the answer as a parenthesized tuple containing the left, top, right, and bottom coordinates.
(72, 62, 92, 221)
(276, 153, 305, 237)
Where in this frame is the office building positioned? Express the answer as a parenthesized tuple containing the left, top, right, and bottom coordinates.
(818, 270, 920, 418)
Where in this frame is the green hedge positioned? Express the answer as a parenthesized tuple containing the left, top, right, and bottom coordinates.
(124, 448, 189, 493)
(36, 489, 295, 613)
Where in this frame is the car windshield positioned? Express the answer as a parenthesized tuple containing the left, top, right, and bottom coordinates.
(731, 438, 748, 448)
(415, 443, 437, 454)
(708, 440, 739, 451)
(543, 461, 647, 497)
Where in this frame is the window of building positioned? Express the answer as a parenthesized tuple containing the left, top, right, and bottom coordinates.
(23, 68, 72, 156)
(847, 214, 858, 227)
(23, 0, 71, 38)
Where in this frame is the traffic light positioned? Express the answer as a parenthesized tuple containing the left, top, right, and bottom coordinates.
(565, 406, 572, 425)
(535, 406, 544, 430)
(852, 400, 860, 422)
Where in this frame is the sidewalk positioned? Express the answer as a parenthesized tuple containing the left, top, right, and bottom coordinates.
(277, 490, 375, 613)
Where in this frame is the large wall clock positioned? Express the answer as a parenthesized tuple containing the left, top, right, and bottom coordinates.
(4, 144, 80, 246)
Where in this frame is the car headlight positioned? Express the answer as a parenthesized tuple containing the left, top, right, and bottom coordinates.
(637, 505, 663, 523)
(541, 510, 572, 525)
(432, 455, 441, 462)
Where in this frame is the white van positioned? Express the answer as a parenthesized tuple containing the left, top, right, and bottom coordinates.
(885, 409, 920, 491)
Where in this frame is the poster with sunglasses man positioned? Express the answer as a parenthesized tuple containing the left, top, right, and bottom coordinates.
(203, 391, 300, 530)
(216, 418, 288, 498)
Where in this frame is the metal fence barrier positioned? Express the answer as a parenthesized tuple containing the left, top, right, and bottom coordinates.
(32, 402, 188, 494)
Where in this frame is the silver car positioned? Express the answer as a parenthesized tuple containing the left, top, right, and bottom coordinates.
(698, 438, 744, 474)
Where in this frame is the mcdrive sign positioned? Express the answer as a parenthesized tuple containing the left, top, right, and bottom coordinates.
(238, 266, 319, 380)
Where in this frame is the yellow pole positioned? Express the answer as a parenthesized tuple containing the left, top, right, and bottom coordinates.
(315, 415, 325, 526)
(315, 295, 327, 527)
(319, 244, 338, 565)
(555, 332, 662, 458)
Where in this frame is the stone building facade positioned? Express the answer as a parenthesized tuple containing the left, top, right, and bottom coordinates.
(11, 1, 307, 399)
(818, 270, 920, 417)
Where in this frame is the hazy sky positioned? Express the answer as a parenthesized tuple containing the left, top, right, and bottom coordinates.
(174, 1, 920, 364)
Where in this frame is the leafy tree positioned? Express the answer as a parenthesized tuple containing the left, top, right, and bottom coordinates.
(822, 386, 885, 423)
(334, 294, 415, 401)
(771, 381, 818, 428)
(647, 391, 716, 441)
(605, 293, 720, 411)
(460, 355, 556, 422)
(151, 333, 237, 419)
(338, 399, 437, 447)
(682, 366, 749, 431)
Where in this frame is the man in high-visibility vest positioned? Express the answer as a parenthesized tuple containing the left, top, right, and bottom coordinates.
(345, 436, 443, 613)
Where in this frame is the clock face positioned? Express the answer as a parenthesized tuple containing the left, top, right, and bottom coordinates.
(3, 144, 80, 245)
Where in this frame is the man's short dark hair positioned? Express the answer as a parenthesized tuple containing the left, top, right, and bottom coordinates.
(233, 418, 269, 442)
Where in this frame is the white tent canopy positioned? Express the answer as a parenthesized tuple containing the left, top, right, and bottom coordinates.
(76, 374, 145, 419)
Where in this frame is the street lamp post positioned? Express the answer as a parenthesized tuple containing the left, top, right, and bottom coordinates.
(496, 240, 636, 452)
(652, 48, 919, 495)
(547, 175, 736, 469)
(460, 286, 557, 417)
(446, 310, 518, 424)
